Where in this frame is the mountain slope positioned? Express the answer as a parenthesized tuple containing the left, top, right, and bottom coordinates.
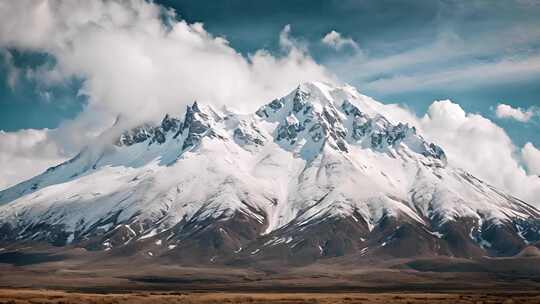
(0, 82, 538, 264)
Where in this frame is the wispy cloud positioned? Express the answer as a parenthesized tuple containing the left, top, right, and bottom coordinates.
(361, 55, 540, 93)
(1, 49, 20, 90)
(326, 25, 540, 94)
(496, 104, 538, 122)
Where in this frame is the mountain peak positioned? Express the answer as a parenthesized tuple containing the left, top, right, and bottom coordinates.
(1, 83, 537, 263)
(255, 82, 447, 164)
(189, 100, 201, 112)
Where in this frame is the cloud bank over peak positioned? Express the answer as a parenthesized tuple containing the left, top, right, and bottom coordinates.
(0, 0, 333, 128)
(0, 0, 333, 189)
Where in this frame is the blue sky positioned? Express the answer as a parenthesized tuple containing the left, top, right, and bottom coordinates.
(1, 0, 539, 147)
(0, 0, 539, 198)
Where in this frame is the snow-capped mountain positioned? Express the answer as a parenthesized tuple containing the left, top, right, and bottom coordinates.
(0, 82, 539, 264)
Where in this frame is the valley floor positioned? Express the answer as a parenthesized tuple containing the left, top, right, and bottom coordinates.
(1, 289, 540, 304)
(2, 247, 540, 302)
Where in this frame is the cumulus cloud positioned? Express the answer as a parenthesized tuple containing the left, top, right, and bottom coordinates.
(0, 0, 333, 126)
(0, 0, 334, 189)
(418, 100, 540, 203)
(321, 30, 359, 50)
(495, 103, 537, 122)
(522, 142, 540, 175)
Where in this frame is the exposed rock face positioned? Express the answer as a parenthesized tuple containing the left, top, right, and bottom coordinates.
(117, 114, 181, 147)
(0, 82, 538, 265)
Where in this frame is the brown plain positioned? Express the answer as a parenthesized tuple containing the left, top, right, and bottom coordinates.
(1, 289, 540, 304)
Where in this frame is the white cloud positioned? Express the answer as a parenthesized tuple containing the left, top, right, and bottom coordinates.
(279, 24, 296, 50)
(0, 0, 333, 127)
(495, 103, 537, 122)
(0, 0, 334, 189)
(321, 30, 359, 50)
(522, 142, 540, 175)
(418, 100, 540, 203)
(0, 129, 67, 189)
